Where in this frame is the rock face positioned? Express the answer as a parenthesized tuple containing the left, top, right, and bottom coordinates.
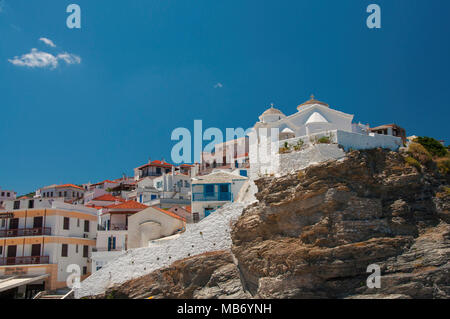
(92, 251, 250, 299)
(231, 149, 449, 298)
(88, 149, 449, 299)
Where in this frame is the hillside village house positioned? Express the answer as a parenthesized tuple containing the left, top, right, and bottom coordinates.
(91, 204, 185, 272)
(131, 161, 197, 208)
(36, 184, 85, 202)
(127, 206, 186, 249)
(91, 201, 148, 272)
(0, 198, 97, 298)
(201, 137, 250, 173)
(134, 160, 174, 180)
(249, 95, 404, 177)
(0, 188, 16, 207)
(191, 171, 248, 220)
(369, 124, 407, 144)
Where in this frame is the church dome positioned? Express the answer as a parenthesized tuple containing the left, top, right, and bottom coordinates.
(261, 106, 285, 116)
(259, 104, 286, 123)
(297, 94, 329, 111)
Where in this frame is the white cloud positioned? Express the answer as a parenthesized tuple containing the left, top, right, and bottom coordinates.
(8, 49, 59, 69)
(57, 52, 81, 65)
(39, 37, 56, 48)
(8, 48, 81, 69)
(214, 82, 223, 89)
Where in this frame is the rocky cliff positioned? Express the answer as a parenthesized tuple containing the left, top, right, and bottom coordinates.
(91, 149, 450, 299)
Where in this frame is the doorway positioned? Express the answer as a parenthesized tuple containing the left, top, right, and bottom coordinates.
(7, 245, 17, 265)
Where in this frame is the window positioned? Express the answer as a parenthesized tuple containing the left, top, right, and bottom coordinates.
(184, 181, 189, 188)
(193, 213, 200, 223)
(58, 192, 62, 197)
(84, 220, 90, 233)
(64, 191, 67, 197)
(31, 244, 41, 257)
(13, 201, 20, 210)
(51, 192, 53, 197)
(1, 192, 4, 196)
(63, 217, 70, 230)
(0, 246, 2, 255)
(61, 244, 68, 257)
(204, 184, 214, 195)
(77, 219, 80, 227)
(83, 245, 89, 258)
(28, 200, 34, 209)
(1, 219, 6, 227)
(76, 244, 79, 253)
(83, 266, 87, 275)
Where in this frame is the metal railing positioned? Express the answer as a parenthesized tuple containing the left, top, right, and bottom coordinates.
(192, 192, 232, 202)
(0, 227, 51, 238)
(0, 256, 50, 266)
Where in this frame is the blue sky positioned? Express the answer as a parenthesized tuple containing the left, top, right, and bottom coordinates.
(0, 0, 449, 195)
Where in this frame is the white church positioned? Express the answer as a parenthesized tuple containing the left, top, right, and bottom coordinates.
(249, 95, 403, 177)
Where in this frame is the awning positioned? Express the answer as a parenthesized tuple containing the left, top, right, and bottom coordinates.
(0, 274, 49, 292)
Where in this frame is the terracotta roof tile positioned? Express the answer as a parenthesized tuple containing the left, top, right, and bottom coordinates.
(153, 206, 186, 222)
(106, 200, 148, 210)
(93, 194, 126, 202)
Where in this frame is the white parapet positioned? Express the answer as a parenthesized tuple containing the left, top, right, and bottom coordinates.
(251, 130, 403, 178)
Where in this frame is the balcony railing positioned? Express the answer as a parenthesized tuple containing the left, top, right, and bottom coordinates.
(0, 256, 50, 266)
(192, 192, 232, 202)
(0, 227, 51, 238)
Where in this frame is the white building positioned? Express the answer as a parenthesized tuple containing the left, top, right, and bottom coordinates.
(0, 188, 16, 207)
(249, 96, 403, 177)
(127, 206, 185, 249)
(0, 198, 97, 298)
(132, 170, 192, 208)
(191, 170, 248, 220)
(36, 184, 85, 203)
(201, 137, 250, 173)
(91, 201, 148, 273)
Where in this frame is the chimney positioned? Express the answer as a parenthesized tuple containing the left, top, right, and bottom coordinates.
(148, 157, 151, 164)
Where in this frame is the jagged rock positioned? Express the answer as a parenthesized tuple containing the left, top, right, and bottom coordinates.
(90, 251, 251, 299)
(231, 149, 449, 298)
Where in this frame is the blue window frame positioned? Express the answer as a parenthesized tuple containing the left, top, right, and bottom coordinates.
(204, 184, 214, 195)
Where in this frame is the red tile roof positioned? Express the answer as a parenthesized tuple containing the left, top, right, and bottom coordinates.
(153, 206, 186, 222)
(106, 200, 148, 210)
(93, 194, 125, 202)
(55, 184, 84, 191)
(91, 180, 117, 186)
(184, 205, 192, 213)
(137, 160, 174, 170)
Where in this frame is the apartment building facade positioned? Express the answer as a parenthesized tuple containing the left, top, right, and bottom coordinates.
(0, 198, 97, 298)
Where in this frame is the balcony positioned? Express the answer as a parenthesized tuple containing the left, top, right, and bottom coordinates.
(0, 256, 50, 266)
(0, 227, 51, 238)
(192, 192, 232, 202)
